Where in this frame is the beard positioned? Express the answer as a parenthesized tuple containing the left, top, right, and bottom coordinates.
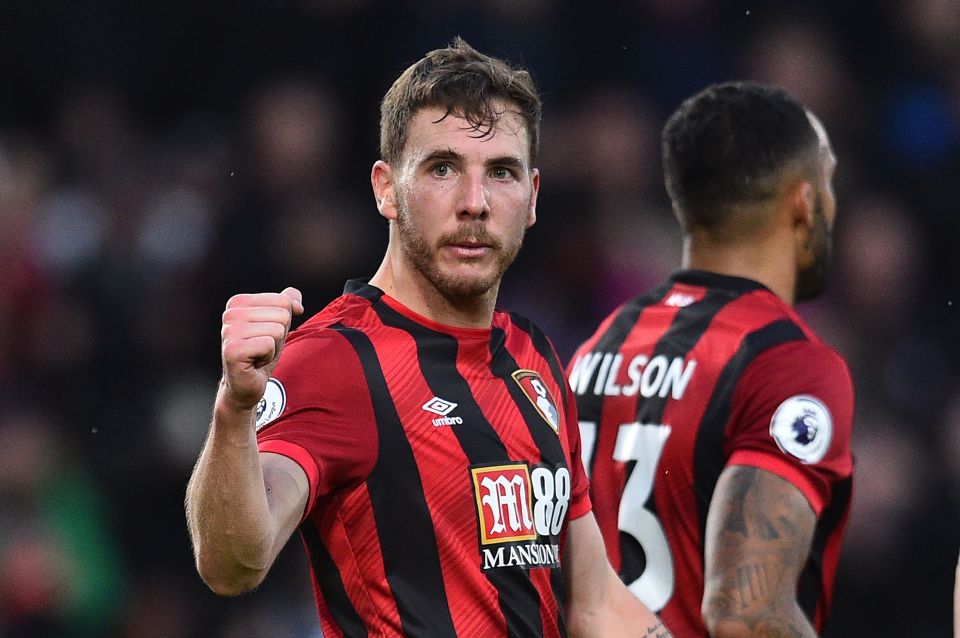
(795, 195, 832, 303)
(394, 197, 526, 299)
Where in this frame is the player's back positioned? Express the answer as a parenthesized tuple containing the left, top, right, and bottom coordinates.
(568, 269, 852, 635)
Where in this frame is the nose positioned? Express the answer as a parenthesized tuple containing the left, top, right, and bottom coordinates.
(457, 171, 489, 220)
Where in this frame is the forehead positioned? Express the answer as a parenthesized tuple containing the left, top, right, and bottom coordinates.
(402, 102, 531, 165)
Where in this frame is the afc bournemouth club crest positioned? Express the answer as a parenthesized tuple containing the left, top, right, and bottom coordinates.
(511, 370, 560, 434)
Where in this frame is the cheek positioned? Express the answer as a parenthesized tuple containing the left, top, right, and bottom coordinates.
(405, 183, 453, 218)
(495, 186, 534, 218)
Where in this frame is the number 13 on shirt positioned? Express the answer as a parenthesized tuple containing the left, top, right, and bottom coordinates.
(579, 421, 675, 611)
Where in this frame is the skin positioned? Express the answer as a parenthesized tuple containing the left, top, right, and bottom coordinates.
(687, 112, 838, 638)
(702, 467, 817, 638)
(186, 102, 671, 636)
(369, 103, 539, 328)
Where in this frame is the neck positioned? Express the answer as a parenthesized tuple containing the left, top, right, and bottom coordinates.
(681, 230, 797, 305)
(369, 250, 498, 329)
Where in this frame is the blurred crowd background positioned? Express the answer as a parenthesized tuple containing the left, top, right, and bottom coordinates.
(1, 0, 958, 636)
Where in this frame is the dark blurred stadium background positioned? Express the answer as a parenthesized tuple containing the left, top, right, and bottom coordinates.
(1, 1, 958, 636)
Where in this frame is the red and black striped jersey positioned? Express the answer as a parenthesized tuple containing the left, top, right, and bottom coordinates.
(256, 279, 590, 638)
(567, 270, 854, 636)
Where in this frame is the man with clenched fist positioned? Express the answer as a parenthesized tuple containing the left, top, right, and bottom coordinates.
(184, 38, 669, 638)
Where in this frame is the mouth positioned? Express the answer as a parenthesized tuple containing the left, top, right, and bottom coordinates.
(444, 241, 493, 259)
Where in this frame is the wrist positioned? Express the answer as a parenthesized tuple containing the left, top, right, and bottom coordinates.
(215, 379, 259, 422)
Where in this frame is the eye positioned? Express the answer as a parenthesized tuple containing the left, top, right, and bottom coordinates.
(431, 163, 452, 177)
(490, 167, 514, 180)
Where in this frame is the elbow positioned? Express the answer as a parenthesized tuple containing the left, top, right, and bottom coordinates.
(200, 571, 263, 598)
(195, 552, 267, 597)
(702, 601, 752, 638)
(702, 593, 807, 638)
(702, 616, 752, 638)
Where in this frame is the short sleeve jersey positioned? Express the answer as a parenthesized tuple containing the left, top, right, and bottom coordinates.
(567, 270, 854, 635)
(255, 280, 590, 638)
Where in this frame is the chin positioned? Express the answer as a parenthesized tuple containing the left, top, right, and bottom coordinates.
(432, 272, 500, 298)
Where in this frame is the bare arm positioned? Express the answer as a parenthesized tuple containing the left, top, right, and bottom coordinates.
(185, 288, 307, 596)
(564, 512, 672, 638)
(702, 465, 818, 638)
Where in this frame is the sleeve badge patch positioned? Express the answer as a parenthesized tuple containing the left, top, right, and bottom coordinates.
(769, 394, 832, 464)
(255, 378, 287, 431)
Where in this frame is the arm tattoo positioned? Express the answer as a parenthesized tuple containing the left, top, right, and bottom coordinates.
(703, 466, 817, 637)
(640, 620, 672, 637)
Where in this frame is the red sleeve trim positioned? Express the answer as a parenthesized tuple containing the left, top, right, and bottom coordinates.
(568, 491, 593, 521)
(727, 449, 825, 515)
(258, 439, 320, 523)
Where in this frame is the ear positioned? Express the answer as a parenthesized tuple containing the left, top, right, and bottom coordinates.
(790, 180, 816, 231)
(526, 168, 540, 228)
(371, 160, 399, 221)
(789, 180, 816, 266)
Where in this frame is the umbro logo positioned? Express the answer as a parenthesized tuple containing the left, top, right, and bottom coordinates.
(422, 397, 463, 427)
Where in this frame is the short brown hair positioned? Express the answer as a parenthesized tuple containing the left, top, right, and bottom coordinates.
(379, 37, 541, 166)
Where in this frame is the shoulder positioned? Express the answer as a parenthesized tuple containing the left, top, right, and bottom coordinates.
(496, 309, 561, 361)
(744, 333, 852, 395)
(496, 308, 545, 339)
(733, 337, 854, 460)
(269, 299, 382, 409)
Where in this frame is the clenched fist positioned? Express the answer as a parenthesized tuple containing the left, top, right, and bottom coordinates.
(219, 287, 304, 412)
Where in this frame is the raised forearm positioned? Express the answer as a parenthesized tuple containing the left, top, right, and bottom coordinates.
(185, 385, 275, 595)
(187, 287, 305, 595)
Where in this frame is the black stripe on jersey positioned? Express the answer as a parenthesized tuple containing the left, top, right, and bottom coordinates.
(633, 290, 737, 426)
(301, 519, 368, 637)
(550, 568, 568, 635)
(331, 323, 458, 638)
(371, 304, 546, 638)
(506, 312, 569, 407)
(490, 326, 567, 469)
(618, 289, 738, 585)
(573, 280, 675, 474)
(692, 319, 807, 539)
(491, 325, 570, 631)
(799, 476, 852, 623)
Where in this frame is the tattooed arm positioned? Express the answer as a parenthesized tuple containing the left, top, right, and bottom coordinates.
(701, 465, 818, 638)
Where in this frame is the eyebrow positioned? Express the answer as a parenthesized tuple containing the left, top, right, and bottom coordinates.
(487, 155, 525, 170)
(418, 148, 526, 170)
(420, 148, 462, 166)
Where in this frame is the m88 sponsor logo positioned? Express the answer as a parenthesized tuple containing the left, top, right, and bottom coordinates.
(470, 462, 570, 570)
